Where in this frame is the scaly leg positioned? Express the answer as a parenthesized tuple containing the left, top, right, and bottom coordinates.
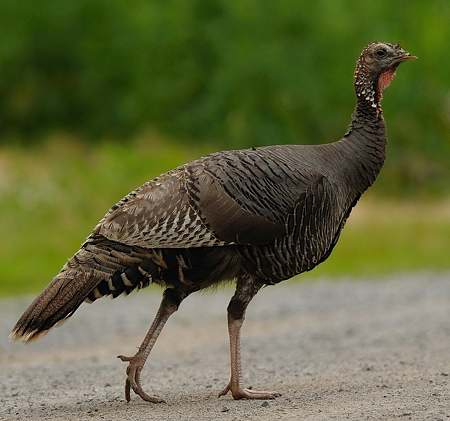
(218, 277, 281, 400)
(118, 288, 187, 403)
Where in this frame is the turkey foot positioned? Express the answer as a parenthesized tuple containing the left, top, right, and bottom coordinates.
(219, 281, 281, 400)
(218, 382, 281, 400)
(118, 354, 165, 403)
(116, 289, 183, 403)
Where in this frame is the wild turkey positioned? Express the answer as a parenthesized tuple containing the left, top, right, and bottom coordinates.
(12, 42, 415, 402)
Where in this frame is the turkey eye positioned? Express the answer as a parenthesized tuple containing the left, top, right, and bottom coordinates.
(376, 48, 387, 58)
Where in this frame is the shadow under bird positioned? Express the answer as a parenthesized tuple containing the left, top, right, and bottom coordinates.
(12, 42, 416, 402)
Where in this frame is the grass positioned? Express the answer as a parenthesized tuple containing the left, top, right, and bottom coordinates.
(1, 136, 449, 296)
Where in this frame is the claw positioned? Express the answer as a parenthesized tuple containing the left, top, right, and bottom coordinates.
(118, 354, 165, 403)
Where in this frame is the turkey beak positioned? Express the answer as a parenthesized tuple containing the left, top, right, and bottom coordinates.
(398, 52, 417, 62)
(391, 52, 417, 68)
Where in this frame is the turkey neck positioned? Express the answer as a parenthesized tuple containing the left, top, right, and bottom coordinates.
(336, 83, 387, 194)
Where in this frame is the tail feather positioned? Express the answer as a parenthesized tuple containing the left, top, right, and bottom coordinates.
(11, 266, 103, 342)
(11, 239, 118, 341)
(11, 237, 158, 342)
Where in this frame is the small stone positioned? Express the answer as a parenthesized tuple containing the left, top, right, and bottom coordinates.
(261, 401, 269, 408)
(221, 406, 230, 412)
(440, 372, 448, 377)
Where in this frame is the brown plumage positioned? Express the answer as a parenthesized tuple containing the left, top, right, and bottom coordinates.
(12, 42, 415, 402)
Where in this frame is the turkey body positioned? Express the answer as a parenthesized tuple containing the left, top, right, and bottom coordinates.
(82, 135, 383, 304)
(12, 93, 387, 401)
(13, 41, 412, 403)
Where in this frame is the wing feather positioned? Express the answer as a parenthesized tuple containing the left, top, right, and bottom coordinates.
(94, 170, 229, 248)
(92, 147, 335, 250)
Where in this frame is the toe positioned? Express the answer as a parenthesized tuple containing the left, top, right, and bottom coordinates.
(119, 356, 165, 404)
(218, 382, 231, 398)
(244, 388, 281, 398)
(124, 378, 131, 402)
(118, 355, 133, 362)
(232, 388, 281, 400)
(138, 389, 166, 404)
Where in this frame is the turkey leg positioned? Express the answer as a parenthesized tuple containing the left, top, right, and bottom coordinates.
(219, 278, 281, 400)
(118, 288, 186, 403)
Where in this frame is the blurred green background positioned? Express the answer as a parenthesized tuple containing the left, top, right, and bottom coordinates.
(0, 1, 449, 295)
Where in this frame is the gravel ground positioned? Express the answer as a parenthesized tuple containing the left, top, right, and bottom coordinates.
(0, 274, 449, 421)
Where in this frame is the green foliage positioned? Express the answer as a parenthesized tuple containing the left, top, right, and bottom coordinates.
(0, 139, 449, 296)
(0, 1, 448, 194)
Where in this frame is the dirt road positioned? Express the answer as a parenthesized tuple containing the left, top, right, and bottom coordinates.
(1, 274, 449, 420)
